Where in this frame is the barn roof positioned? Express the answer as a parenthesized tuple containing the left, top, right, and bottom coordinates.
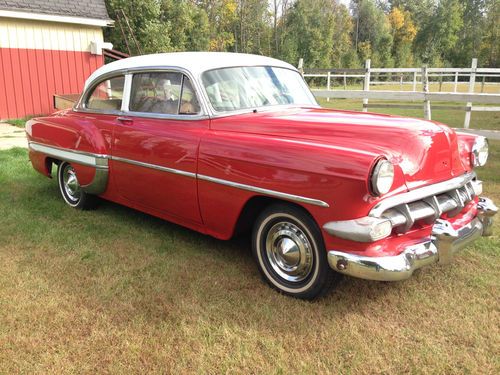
(0, 0, 112, 22)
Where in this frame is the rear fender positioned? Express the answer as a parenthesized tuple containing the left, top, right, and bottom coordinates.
(26, 112, 110, 194)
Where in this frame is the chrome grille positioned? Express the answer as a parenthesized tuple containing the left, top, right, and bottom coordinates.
(381, 180, 480, 233)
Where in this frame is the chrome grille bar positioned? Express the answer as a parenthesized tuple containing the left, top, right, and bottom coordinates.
(381, 179, 480, 233)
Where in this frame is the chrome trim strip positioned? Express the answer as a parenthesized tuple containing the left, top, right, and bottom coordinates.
(29, 142, 109, 169)
(370, 172, 476, 217)
(29, 142, 109, 194)
(30, 142, 329, 207)
(110, 156, 196, 178)
(197, 174, 330, 208)
(76, 66, 211, 117)
(80, 168, 109, 194)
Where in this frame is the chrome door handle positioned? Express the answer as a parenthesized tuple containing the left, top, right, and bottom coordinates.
(117, 116, 133, 124)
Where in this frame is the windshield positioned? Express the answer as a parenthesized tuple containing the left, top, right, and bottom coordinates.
(201, 66, 317, 112)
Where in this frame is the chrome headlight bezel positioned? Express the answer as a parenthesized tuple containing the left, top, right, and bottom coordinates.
(370, 159, 394, 196)
(471, 137, 489, 167)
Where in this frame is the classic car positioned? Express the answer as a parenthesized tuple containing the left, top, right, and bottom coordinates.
(26, 52, 497, 299)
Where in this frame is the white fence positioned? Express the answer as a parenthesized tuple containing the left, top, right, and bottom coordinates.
(300, 58, 500, 128)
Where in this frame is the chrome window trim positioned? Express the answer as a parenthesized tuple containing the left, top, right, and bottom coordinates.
(369, 172, 476, 217)
(75, 73, 127, 115)
(76, 66, 211, 118)
(127, 70, 203, 117)
(75, 64, 321, 119)
(29, 141, 329, 208)
(120, 74, 132, 112)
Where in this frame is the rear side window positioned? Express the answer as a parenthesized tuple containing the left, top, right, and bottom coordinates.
(129, 72, 200, 115)
(86, 76, 125, 111)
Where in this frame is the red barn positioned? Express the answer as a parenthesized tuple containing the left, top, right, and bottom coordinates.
(0, 0, 113, 120)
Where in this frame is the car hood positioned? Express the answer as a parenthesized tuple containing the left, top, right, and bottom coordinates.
(210, 107, 470, 190)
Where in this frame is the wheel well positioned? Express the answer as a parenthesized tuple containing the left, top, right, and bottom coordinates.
(44, 157, 60, 178)
(233, 196, 315, 237)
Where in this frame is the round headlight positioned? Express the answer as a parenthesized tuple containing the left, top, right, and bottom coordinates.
(371, 159, 394, 196)
(472, 137, 488, 167)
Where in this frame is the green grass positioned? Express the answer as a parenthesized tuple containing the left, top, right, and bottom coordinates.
(319, 98, 500, 130)
(3, 116, 37, 128)
(0, 144, 499, 373)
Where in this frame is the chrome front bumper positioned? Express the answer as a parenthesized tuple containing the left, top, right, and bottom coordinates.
(328, 197, 497, 281)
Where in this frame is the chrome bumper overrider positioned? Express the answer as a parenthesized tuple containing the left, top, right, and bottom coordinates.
(328, 196, 497, 281)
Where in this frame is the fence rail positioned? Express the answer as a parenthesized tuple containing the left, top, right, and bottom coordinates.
(300, 58, 500, 128)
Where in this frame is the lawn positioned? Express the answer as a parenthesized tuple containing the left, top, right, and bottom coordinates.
(311, 81, 500, 131)
(319, 98, 500, 131)
(0, 143, 499, 373)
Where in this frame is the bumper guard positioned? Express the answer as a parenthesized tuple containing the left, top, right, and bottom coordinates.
(328, 196, 497, 281)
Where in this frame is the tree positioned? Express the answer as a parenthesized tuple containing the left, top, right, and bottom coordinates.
(104, 0, 172, 54)
(354, 0, 394, 66)
(389, 0, 435, 29)
(236, 0, 271, 54)
(451, 0, 488, 66)
(414, 0, 465, 65)
(388, 7, 417, 66)
(480, 0, 500, 67)
(159, 0, 210, 51)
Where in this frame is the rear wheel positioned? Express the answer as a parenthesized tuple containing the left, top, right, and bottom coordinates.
(252, 203, 339, 299)
(57, 161, 97, 210)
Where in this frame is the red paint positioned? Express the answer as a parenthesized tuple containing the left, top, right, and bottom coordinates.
(0, 48, 103, 120)
(26, 104, 484, 259)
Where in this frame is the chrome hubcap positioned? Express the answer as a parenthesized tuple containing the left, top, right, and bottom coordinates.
(265, 221, 313, 282)
(63, 165, 81, 202)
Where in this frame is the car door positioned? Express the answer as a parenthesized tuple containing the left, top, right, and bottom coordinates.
(111, 70, 208, 225)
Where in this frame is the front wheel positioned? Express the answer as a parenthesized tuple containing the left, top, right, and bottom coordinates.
(252, 204, 339, 299)
(57, 161, 97, 210)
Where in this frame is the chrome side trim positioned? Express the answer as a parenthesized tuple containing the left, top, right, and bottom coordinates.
(80, 168, 109, 194)
(110, 156, 197, 178)
(29, 142, 329, 208)
(197, 174, 330, 208)
(29, 142, 109, 169)
(29, 142, 109, 194)
(370, 172, 476, 217)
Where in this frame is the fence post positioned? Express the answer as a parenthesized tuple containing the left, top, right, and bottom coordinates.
(422, 65, 431, 120)
(481, 75, 486, 93)
(454, 71, 459, 92)
(327, 71, 331, 102)
(464, 58, 477, 128)
(298, 58, 304, 77)
(343, 72, 347, 90)
(362, 59, 371, 112)
(412, 71, 417, 91)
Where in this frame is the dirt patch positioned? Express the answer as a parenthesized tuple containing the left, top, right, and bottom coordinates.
(0, 123, 27, 150)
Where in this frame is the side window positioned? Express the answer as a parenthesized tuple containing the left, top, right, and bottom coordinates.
(180, 77, 201, 115)
(129, 72, 182, 114)
(129, 72, 201, 115)
(86, 76, 125, 111)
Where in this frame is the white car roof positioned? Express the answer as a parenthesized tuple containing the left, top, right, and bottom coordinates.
(84, 52, 298, 90)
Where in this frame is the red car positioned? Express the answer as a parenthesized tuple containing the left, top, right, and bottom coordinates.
(27, 52, 497, 299)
